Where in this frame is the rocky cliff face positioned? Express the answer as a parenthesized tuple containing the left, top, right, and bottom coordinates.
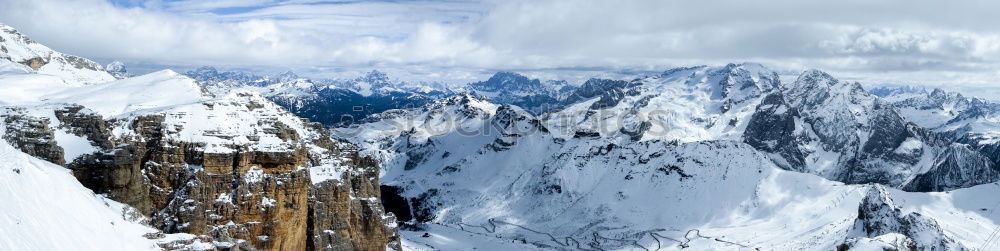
(903, 144, 1000, 191)
(309, 151, 399, 251)
(0, 107, 65, 166)
(2, 93, 400, 251)
(467, 71, 575, 114)
(840, 185, 964, 250)
(879, 86, 1000, 171)
(0, 22, 400, 249)
(744, 70, 1000, 191)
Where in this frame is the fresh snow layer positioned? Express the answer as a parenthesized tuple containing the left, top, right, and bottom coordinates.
(5, 69, 322, 156)
(0, 140, 159, 251)
(52, 129, 98, 163)
(0, 67, 79, 104)
(892, 183, 1000, 250)
(42, 70, 208, 117)
(0, 69, 207, 118)
(399, 224, 545, 251)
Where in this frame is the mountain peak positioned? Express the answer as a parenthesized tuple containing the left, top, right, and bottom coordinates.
(105, 61, 128, 79)
(930, 88, 947, 97)
(869, 85, 927, 97)
(791, 69, 838, 89)
(470, 71, 542, 92)
(354, 69, 391, 85)
(154, 68, 180, 76)
(274, 70, 299, 82)
(661, 65, 707, 76)
(0, 23, 35, 45)
(364, 69, 388, 79)
(488, 71, 528, 81)
(723, 62, 770, 73)
(191, 66, 219, 75)
(0, 23, 115, 84)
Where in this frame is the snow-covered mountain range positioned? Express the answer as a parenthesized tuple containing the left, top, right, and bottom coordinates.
(184, 67, 450, 126)
(4, 21, 1000, 251)
(336, 63, 1000, 250)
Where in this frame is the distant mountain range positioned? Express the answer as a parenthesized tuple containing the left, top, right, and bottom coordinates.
(4, 21, 1000, 250)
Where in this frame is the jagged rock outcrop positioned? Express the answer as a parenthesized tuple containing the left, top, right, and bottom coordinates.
(4, 93, 401, 250)
(559, 78, 632, 109)
(841, 185, 964, 250)
(743, 93, 807, 170)
(467, 71, 575, 114)
(0, 108, 65, 165)
(904, 144, 1000, 191)
(309, 151, 400, 250)
(53, 105, 114, 149)
(746, 69, 1000, 191)
(879, 86, 1000, 183)
(106, 61, 129, 79)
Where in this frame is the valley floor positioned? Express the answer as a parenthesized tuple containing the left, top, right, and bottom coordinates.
(400, 224, 546, 251)
(394, 169, 1000, 250)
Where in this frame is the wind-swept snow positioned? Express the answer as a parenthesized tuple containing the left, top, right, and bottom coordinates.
(0, 60, 80, 104)
(0, 140, 159, 251)
(42, 70, 209, 118)
(52, 129, 97, 163)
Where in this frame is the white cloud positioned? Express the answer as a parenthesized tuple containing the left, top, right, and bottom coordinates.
(1, 0, 1000, 98)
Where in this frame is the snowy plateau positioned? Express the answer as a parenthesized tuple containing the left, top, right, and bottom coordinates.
(2, 21, 1000, 251)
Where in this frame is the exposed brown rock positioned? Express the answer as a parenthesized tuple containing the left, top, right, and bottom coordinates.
(13, 103, 404, 251)
(54, 105, 114, 149)
(1, 108, 65, 165)
(20, 56, 47, 70)
(309, 152, 400, 251)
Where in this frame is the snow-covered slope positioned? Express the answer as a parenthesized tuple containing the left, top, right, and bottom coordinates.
(542, 63, 778, 142)
(0, 60, 82, 104)
(3, 68, 346, 169)
(339, 92, 986, 249)
(333, 62, 1000, 249)
(41, 70, 210, 118)
(0, 23, 114, 84)
(0, 139, 159, 251)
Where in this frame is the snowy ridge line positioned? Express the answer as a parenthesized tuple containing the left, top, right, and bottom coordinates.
(979, 186, 1000, 250)
(456, 218, 757, 250)
(979, 199, 1000, 251)
(823, 186, 863, 213)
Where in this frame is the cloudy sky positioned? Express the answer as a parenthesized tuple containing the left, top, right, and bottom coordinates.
(2, 0, 999, 98)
